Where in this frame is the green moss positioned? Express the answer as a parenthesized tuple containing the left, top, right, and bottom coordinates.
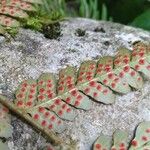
(42, 22, 62, 39)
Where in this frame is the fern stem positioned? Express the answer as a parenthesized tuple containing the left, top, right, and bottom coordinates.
(0, 94, 63, 145)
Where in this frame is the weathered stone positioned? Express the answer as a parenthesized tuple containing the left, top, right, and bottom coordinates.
(0, 18, 150, 150)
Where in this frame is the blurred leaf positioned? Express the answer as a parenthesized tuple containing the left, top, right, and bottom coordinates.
(131, 9, 150, 30)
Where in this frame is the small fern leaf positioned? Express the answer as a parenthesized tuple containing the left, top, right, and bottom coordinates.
(130, 42, 150, 79)
(36, 73, 76, 121)
(0, 0, 36, 11)
(22, 0, 43, 4)
(0, 104, 12, 138)
(0, 141, 9, 150)
(0, 15, 20, 27)
(114, 48, 144, 89)
(0, 5, 29, 19)
(96, 56, 131, 94)
(93, 134, 112, 150)
(111, 130, 128, 150)
(57, 66, 92, 110)
(129, 122, 150, 150)
(77, 60, 115, 104)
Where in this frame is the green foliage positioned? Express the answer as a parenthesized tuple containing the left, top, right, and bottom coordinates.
(131, 9, 150, 31)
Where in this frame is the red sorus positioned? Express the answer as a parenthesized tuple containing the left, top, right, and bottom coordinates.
(103, 79, 108, 84)
(26, 101, 32, 106)
(66, 108, 71, 113)
(39, 80, 44, 85)
(114, 59, 120, 65)
(139, 52, 145, 57)
(38, 107, 45, 113)
(66, 97, 71, 103)
(58, 110, 63, 116)
(30, 89, 35, 93)
(86, 75, 93, 81)
(39, 88, 45, 93)
(86, 71, 92, 75)
(60, 81, 64, 85)
(95, 143, 101, 149)
(47, 79, 51, 83)
(114, 77, 119, 83)
(131, 140, 138, 147)
(44, 112, 50, 118)
(98, 64, 103, 68)
(119, 143, 125, 147)
(17, 93, 24, 98)
(84, 87, 90, 94)
(142, 136, 148, 141)
(89, 81, 97, 87)
(78, 77, 83, 82)
(66, 76, 72, 81)
(55, 99, 61, 105)
(77, 95, 82, 100)
(96, 85, 101, 91)
(48, 124, 53, 129)
(75, 100, 80, 106)
(147, 65, 150, 70)
(130, 71, 136, 76)
(108, 73, 114, 79)
(67, 84, 74, 90)
(96, 68, 102, 74)
(62, 104, 67, 109)
(79, 72, 84, 76)
(58, 86, 64, 91)
(50, 116, 56, 121)
(139, 59, 145, 65)
(47, 83, 52, 88)
(22, 83, 28, 87)
(123, 58, 129, 64)
(57, 120, 62, 125)
(111, 83, 116, 88)
(47, 93, 53, 99)
(105, 67, 111, 72)
(137, 77, 142, 81)
(38, 95, 45, 101)
(17, 100, 23, 106)
(119, 72, 124, 78)
(93, 92, 98, 97)
(41, 120, 47, 126)
(2, 107, 9, 113)
(123, 66, 130, 72)
(103, 89, 108, 95)
(33, 114, 39, 120)
(146, 128, 150, 133)
(135, 65, 140, 70)
(28, 95, 33, 99)
(71, 90, 77, 96)
(49, 104, 55, 110)
(47, 90, 52, 94)
(119, 148, 126, 150)
(31, 84, 37, 88)
(21, 88, 26, 92)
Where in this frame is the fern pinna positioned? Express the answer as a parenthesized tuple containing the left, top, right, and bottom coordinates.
(93, 122, 150, 150)
(0, 42, 150, 145)
(0, 0, 42, 34)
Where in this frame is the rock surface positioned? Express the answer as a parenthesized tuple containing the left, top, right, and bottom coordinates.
(0, 18, 150, 150)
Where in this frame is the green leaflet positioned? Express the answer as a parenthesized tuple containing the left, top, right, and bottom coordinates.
(0, 42, 150, 144)
(0, 0, 43, 29)
(0, 141, 9, 150)
(93, 122, 150, 150)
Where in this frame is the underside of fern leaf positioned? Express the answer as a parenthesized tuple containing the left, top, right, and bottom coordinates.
(0, 0, 42, 30)
(0, 42, 150, 146)
(93, 122, 150, 150)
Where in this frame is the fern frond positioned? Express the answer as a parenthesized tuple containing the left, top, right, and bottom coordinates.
(93, 122, 150, 150)
(0, 42, 150, 145)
